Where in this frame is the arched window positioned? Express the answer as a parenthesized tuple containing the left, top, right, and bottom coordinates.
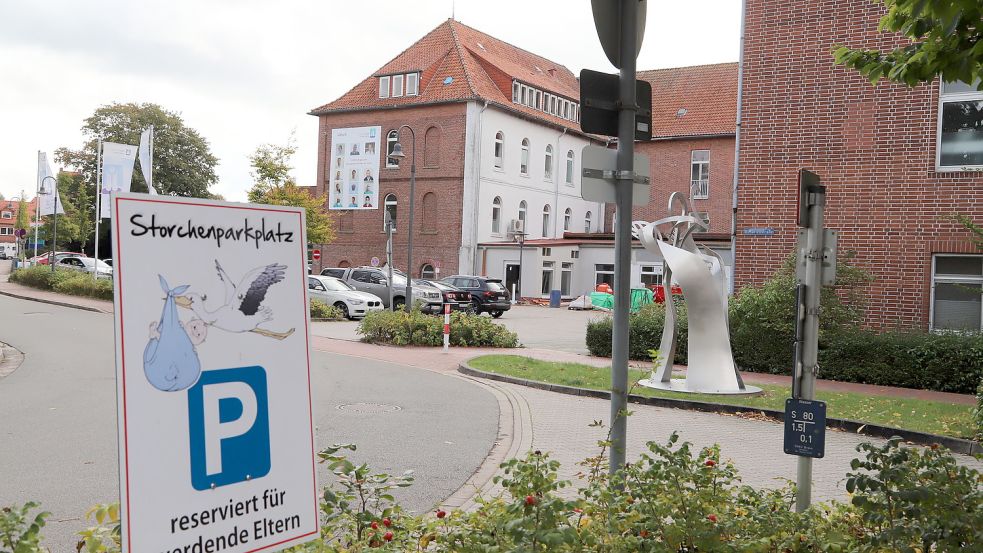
(518, 200, 527, 232)
(544, 145, 553, 179)
(585, 211, 592, 233)
(421, 192, 437, 232)
(384, 193, 397, 229)
(420, 263, 436, 279)
(520, 138, 530, 175)
(492, 196, 502, 234)
(564, 208, 572, 232)
(542, 204, 551, 237)
(386, 130, 399, 168)
(338, 260, 351, 268)
(423, 126, 441, 167)
(565, 150, 575, 184)
(494, 131, 504, 169)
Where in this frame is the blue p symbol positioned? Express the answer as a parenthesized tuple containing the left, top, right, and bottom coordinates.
(188, 367, 270, 490)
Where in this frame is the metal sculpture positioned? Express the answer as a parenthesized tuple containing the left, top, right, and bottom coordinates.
(632, 192, 760, 395)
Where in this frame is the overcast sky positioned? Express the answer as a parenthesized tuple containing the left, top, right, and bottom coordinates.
(0, 0, 740, 203)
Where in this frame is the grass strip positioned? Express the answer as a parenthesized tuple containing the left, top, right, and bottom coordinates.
(469, 354, 977, 440)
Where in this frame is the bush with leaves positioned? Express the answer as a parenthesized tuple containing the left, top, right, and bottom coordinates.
(976, 379, 983, 442)
(357, 310, 518, 348)
(309, 300, 344, 321)
(0, 502, 49, 553)
(585, 302, 688, 362)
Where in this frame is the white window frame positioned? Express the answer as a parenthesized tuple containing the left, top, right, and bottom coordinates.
(494, 131, 505, 170)
(379, 76, 390, 99)
(541, 204, 551, 237)
(520, 138, 530, 175)
(563, 207, 572, 231)
(560, 262, 573, 296)
(544, 144, 553, 179)
(584, 211, 592, 233)
(640, 264, 664, 287)
(929, 254, 983, 331)
(518, 200, 527, 228)
(541, 261, 555, 295)
(594, 263, 615, 286)
(0, 227, 11, 235)
(392, 74, 404, 97)
(491, 196, 502, 234)
(936, 80, 983, 172)
(384, 193, 397, 230)
(565, 150, 575, 184)
(0, 211, 11, 219)
(691, 150, 710, 199)
(512, 81, 520, 102)
(386, 130, 399, 168)
(406, 72, 419, 96)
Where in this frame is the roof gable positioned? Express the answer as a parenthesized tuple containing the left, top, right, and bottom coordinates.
(638, 62, 738, 139)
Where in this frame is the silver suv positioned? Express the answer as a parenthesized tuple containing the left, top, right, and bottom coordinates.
(320, 266, 443, 312)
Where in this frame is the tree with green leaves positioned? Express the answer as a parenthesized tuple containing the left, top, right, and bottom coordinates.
(247, 135, 298, 203)
(833, 0, 983, 88)
(246, 136, 333, 244)
(55, 102, 219, 198)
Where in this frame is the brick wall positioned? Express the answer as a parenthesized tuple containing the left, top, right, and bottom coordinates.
(314, 103, 469, 276)
(604, 135, 735, 234)
(737, 0, 983, 329)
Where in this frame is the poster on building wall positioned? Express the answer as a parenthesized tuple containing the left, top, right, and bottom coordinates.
(328, 126, 381, 210)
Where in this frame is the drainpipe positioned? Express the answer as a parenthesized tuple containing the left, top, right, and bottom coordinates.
(471, 100, 490, 275)
(730, 0, 747, 295)
(554, 127, 567, 237)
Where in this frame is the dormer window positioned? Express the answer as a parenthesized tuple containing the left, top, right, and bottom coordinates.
(378, 72, 420, 99)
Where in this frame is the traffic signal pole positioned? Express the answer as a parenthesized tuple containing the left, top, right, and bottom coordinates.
(608, 0, 638, 479)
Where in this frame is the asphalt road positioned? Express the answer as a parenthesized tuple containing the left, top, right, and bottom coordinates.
(0, 294, 498, 551)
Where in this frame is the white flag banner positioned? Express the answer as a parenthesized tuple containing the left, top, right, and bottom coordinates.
(100, 142, 138, 219)
(37, 152, 64, 216)
(138, 127, 157, 195)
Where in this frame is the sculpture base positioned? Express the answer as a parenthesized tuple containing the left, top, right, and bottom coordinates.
(638, 378, 762, 396)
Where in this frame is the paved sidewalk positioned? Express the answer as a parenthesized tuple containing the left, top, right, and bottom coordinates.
(0, 280, 113, 313)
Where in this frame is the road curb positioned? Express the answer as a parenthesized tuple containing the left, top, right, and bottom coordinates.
(0, 289, 108, 313)
(457, 362, 981, 456)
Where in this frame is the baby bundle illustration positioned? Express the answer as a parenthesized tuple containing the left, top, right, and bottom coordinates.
(143, 260, 295, 392)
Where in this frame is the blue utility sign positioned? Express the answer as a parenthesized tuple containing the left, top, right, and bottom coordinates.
(784, 398, 826, 458)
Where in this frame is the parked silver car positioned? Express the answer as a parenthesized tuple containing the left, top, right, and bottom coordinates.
(319, 266, 443, 312)
(307, 275, 384, 319)
(57, 256, 113, 279)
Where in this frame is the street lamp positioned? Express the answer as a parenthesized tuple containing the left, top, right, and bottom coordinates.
(388, 125, 416, 314)
(39, 175, 58, 272)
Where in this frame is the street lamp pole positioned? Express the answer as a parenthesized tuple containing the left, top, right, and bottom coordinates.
(40, 175, 57, 271)
(390, 125, 416, 313)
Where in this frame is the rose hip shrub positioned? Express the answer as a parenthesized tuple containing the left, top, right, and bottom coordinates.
(48, 433, 982, 552)
(357, 310, 518, 348)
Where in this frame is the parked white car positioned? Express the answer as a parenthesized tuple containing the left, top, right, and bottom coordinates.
(57, 256, 113, 279)
(307, 275, 383, 320)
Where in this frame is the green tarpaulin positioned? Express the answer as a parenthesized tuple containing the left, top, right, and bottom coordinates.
(590, 288, 653, 313)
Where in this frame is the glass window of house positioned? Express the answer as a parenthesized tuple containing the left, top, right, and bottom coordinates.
(520, 139, 530, 175)
(494, 131, 504, 169)
(932, 255, 983, 331)
(691, 150, 709, 199)
(938, 80, 983, 170)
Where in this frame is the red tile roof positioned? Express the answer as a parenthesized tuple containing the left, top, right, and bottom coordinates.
(309, 19, 586, 132)
(638, 63, 738, 139)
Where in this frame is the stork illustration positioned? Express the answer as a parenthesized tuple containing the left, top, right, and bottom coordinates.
(175, 260, 295, 340)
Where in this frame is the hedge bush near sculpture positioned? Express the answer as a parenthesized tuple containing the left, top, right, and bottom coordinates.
(62, 433, 983, 552)
(586, 258, 983, 394)
(357, 310, 518, 348)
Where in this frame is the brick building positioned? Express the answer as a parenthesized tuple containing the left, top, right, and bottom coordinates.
(0, 197, 35, 257)
(734, 0, 983, 331)
(309, 19, 606, 294)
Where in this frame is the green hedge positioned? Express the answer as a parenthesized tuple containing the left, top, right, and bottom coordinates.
(357, 310, 518, 347)
(586, 258, 983, 394)
(585, 302, 688, 363)
(976, 380, 983, 441)
(309, 299, 344, 321)
(9, 265, 113, 301)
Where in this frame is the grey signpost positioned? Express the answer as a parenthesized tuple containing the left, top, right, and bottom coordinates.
(586, 0, 648, 478)
(787, 169, 835, 512)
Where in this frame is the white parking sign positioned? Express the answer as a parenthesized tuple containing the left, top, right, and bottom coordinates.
(111, 193, 319, 553)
